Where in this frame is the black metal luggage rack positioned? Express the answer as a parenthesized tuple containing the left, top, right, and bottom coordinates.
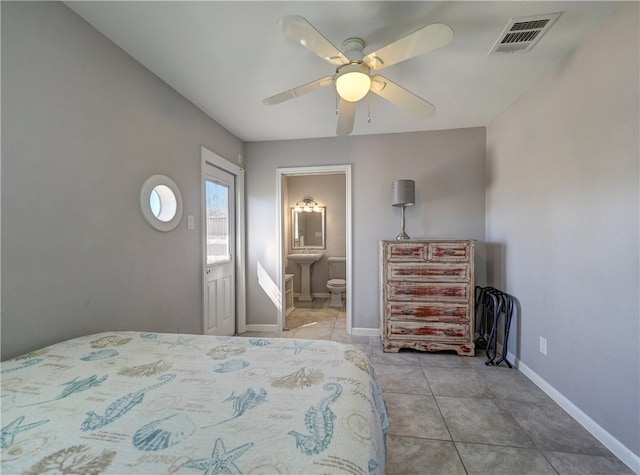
(474, 286, 516, 368)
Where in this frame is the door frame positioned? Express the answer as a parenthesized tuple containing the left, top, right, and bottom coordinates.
(201, 146, 246, 334)
(276, 164, 352, 334)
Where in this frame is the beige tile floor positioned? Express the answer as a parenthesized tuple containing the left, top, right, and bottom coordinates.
(238, 298, 634, 475)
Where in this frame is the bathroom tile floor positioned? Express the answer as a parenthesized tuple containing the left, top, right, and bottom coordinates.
(237, 298, 634, 475)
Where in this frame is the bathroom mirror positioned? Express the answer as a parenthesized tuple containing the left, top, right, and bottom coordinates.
(140, 174, 183, 232)
(291, 207, 325, 249)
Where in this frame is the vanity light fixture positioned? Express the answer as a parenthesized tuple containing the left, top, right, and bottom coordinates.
(294, 196, 321, 213)
(391, 179, 415, 240)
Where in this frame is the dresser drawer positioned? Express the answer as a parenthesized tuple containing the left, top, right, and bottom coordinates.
(386, 243, 426, 261)
(388, 262, 469, 281)
(387, 321, 471, 341)
(427, 242, 471, 261)
(389, 302, 470, 321)
(387, 282, 471, 301)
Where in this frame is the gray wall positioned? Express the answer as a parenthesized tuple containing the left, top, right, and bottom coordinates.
(1, 2, 243, 359)
(486, 3, 639, 459)
(245, 128, 487, 330)
(286, 174, 346, 295)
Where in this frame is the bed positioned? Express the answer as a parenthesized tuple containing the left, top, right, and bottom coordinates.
(1, 331, 390, 474)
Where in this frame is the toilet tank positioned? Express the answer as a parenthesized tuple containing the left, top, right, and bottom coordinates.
(328, 257, 346, 279)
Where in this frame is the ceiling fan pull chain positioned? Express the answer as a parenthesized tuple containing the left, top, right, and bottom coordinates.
(368, 95, 371, 123)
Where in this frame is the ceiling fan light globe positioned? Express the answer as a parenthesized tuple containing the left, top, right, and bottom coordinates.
(336, 64, 371, 102)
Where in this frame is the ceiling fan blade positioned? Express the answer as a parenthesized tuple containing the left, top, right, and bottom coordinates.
(277, 15, 349, 66)
(336, 99, 356, 136)
(370, 75, 435, 118)
(364, 23, 453, 71)
(263, 76, 335, 105)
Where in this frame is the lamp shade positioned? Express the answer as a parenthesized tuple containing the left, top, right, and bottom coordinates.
(392, 180, 415, 207)
(335, 63, 371, 102)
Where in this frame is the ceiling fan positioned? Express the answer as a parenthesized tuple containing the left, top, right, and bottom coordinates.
(263, 15, 454, 136)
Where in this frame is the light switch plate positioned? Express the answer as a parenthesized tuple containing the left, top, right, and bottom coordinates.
(187, 215, 195, 230)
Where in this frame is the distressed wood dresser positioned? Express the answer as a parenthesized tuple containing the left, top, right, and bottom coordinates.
(380, 239, 475, 356)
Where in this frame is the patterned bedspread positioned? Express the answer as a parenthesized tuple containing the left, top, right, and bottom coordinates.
(1, 332, 390, 474)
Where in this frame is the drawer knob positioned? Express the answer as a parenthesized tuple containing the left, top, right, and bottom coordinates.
(443, 270, 456, 275)
(443, 250, 456, 256)
(402, 250, 412, 255)
(402, 289, 413, 295)
(401, 309, 413, 315)
(444, 290, 457, 296)
(445, 310, 456, 316)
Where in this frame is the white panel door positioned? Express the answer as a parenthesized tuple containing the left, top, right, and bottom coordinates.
(204, 164, 235, 336)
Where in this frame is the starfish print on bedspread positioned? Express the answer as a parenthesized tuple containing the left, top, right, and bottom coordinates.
(286, 340, 314, 355)
(182, 437, 254, 475)
(166, 336, 195, 348)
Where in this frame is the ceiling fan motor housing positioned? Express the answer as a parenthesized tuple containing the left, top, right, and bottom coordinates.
(341, 37, 366, 61)
(335, 38, 371, 102)
(336, 38, 369, 80)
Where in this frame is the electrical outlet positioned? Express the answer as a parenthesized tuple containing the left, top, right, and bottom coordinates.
(539, 337, 547, 356)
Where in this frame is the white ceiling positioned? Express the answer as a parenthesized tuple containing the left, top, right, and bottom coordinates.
(65, 1, 617, 142)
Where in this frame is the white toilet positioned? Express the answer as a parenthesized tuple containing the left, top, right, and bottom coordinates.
(326, 257, 346, 308)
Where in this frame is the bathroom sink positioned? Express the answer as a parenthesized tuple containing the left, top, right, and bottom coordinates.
(288, 252, 323, 302)
(287, 252, 323, 264)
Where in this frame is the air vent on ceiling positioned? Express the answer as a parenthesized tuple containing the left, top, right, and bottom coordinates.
(489, 12, 562, 55)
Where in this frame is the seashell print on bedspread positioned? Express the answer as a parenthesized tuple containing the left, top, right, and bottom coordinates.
(1, 331, 390, 475)
(213, 359, 249, 373)
(132, 413, 196, 451)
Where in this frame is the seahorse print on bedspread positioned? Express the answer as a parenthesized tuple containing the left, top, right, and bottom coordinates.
(288, 382, 342, 455)
(81, 374, 176, 431)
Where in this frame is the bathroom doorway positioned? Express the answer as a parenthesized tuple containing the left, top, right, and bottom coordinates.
(276, 165, 352, 335)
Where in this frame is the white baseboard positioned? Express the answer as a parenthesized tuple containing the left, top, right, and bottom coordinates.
(243, 323, 381, 340)
(351, 327, 381, 338)
(293, 292, 331, 299)
(507, 350, 640, 474)
(242, 323, 280, 333)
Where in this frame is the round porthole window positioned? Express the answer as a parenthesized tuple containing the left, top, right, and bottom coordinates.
(140, 175, 183, 232)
